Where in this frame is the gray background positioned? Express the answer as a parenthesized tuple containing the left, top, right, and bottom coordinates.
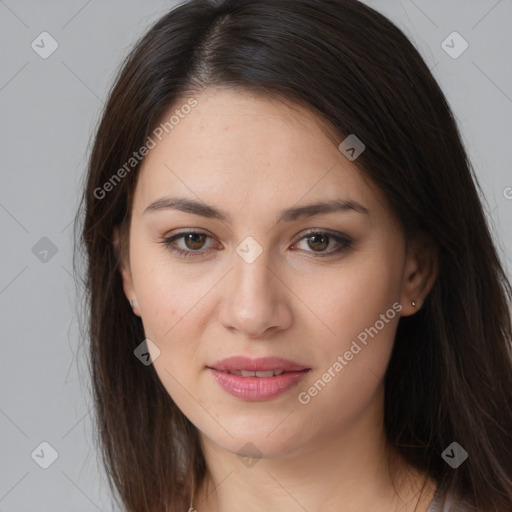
(0, 1, 511, 510)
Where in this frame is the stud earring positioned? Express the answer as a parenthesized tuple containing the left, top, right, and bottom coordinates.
(129, 299, 134, 308)
(411, 300, 417, 307)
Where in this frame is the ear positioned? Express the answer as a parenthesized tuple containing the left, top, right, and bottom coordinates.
(399, 234, 438, 317)
(113, 225, 141, 316)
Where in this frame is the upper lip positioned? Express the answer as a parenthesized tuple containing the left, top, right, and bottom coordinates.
(208, 356, 310, 372)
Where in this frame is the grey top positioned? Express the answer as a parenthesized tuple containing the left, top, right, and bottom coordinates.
(426, 486, 476, 512)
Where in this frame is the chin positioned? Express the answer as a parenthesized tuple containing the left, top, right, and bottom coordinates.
(201, 418, 309, 462)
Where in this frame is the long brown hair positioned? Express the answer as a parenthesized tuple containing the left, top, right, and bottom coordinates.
(76, 1, 512, 510)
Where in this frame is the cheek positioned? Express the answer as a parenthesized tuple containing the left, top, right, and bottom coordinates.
(296, 249, 403, 408)
(129, 235, 202, 337)
(128, 242, 206, 401)
(311, 251, 403, 347)
(131, 256, 207, 415)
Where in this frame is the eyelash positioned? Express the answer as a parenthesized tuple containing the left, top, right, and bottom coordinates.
(158, 229, 353, 259)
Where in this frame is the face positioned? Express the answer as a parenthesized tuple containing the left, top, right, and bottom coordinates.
(118, 87, 428, 460)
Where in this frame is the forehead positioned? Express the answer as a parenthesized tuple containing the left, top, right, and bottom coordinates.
(133, 88, 381, 216)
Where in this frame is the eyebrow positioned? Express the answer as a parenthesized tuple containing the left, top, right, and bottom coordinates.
(143, 196, 369, 223)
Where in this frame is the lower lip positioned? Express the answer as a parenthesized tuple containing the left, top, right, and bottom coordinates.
(208, 368, 310, 401)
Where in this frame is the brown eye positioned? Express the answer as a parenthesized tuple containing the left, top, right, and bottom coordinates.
(306, 233, 329, 252)
(159, 231, 217, 258)
(293, 230, 353, 256)
(182, 233, 208, 250)
(160, 229, 352, 259)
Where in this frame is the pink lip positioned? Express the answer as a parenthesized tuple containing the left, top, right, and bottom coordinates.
(207, 356, 311, 401)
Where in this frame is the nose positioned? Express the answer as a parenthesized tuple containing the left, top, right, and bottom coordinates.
(216, 248, 293, 339)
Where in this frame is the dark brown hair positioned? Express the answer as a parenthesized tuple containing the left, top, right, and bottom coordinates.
(76, 0, 512, 510)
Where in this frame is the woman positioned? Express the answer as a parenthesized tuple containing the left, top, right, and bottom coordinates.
(77, 0, 512, 510)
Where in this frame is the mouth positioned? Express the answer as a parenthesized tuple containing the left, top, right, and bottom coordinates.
(206, 356, 311, 401)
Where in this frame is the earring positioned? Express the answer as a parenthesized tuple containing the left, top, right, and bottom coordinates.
(129, 299, 134, 308)
(411, 300, 417, 307)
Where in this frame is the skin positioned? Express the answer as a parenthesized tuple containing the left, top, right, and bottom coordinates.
(117, 88, 438, 512)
